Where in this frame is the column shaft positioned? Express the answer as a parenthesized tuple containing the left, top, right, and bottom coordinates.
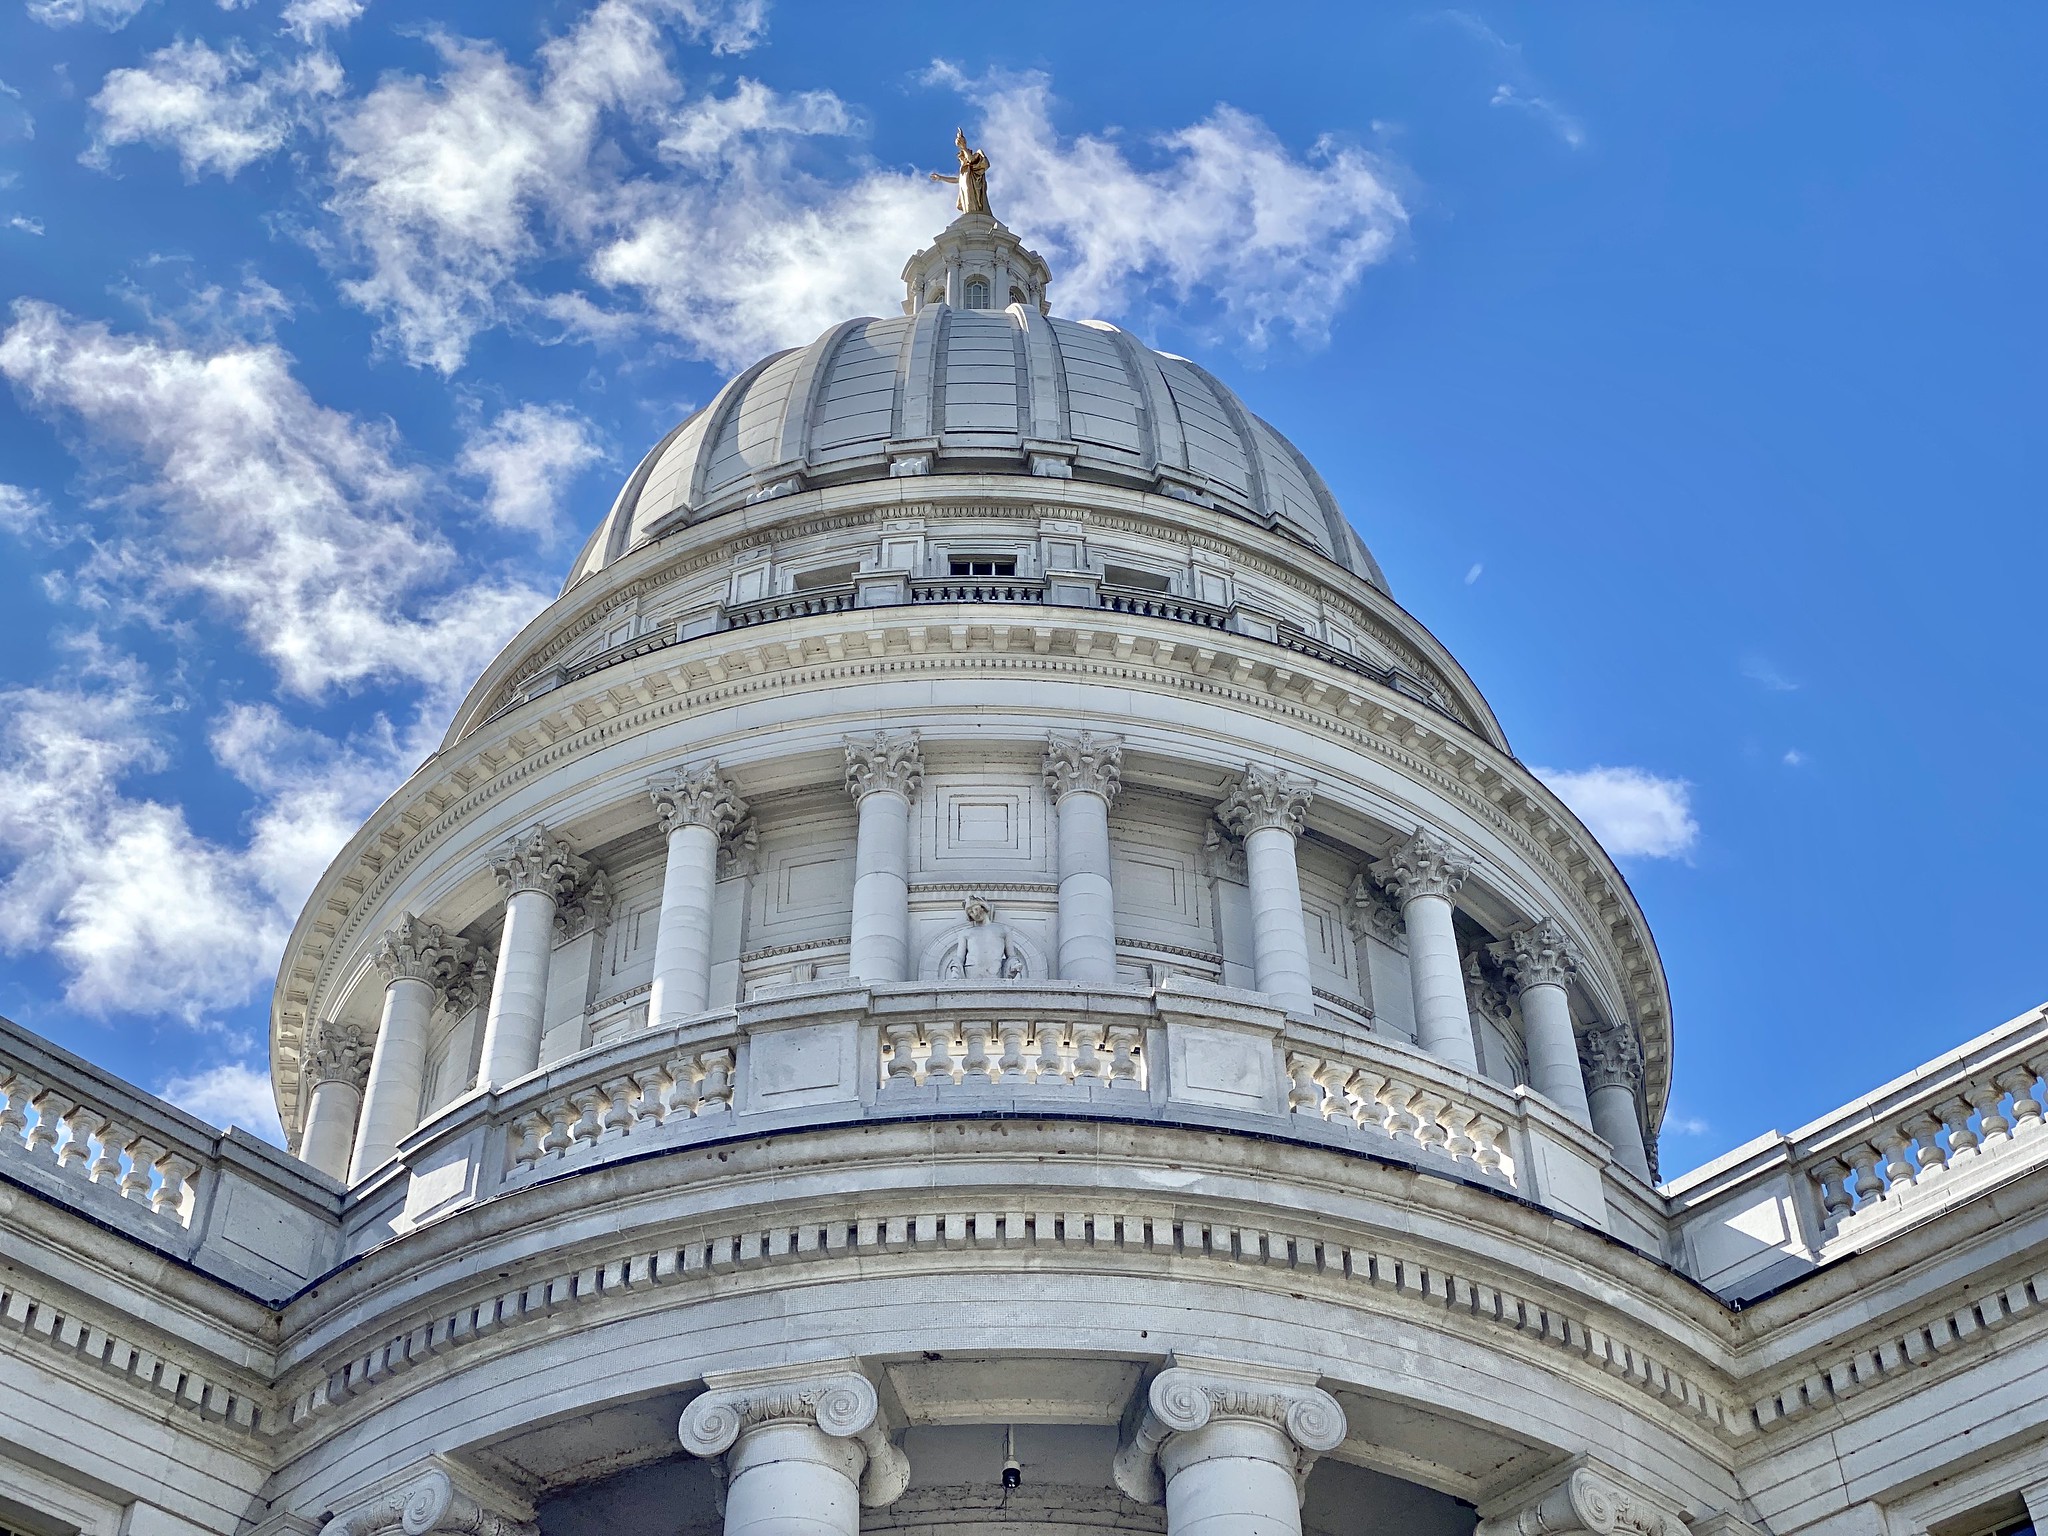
(1403, 892, 1477, 1072)
(848, 790, 912, 982)
(1244, 825, 1316, 1015)
(1161, 1420, 1307, 1536)
(1054, 789, 1117, 984)
(299, 1079, 361, 1181)
(649, 821, 721, 1024)
(348, 976, 435, 1182)
(477, 887, 557, 1087)
(1520, 980, 1593, 1124)
(1592, 1084, 1653, 1179)
(723, 1424, 866, 1536)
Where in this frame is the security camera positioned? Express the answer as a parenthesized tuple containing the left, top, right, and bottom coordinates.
(1001, 1456, 1022, 1489)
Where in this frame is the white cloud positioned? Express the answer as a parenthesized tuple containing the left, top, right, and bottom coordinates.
(0, 483, 48, 535)
(27, 0, 151, 29)
(158, 1060, 282, 1142)
(1489, 84, 1585, 150)
(1782, 748, 1806, 768)
(1533, 764, 1699, 860)
(1740, 654, 1800, 692)
(280, 0, 364, 43)
(1464, 562, 1483, 584)
(0, 300, 549, 699)
(1662, 1111, 1711, 1138)
(8, 214, 44, 235)
(459, 403, 605, 538)
(87, 38, 343, 179)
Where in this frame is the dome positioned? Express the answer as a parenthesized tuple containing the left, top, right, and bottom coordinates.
(566, 214, 1387, 594)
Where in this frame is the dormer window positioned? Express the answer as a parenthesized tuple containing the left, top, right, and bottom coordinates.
(963, 276, 991, 310)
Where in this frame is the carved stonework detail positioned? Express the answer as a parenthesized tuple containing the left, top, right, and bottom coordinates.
(329, 1468, 536, 1536)
(1372, 826, 1473, 905)
(306, 1022, 371, 1092)
(844, 732, 924, 802)
(1495, 917, 1580, 994)
(650, 763, 748, 837)
(373, 916, 463, 988)
(1214, 763, 1314, 838)
(1476, 1460, 1687, 1536)
(679, 1366, 911, 1509)
(553, 869, 613, 943)
(489, 825, 585, 902)
(1113, 1360, 1347, 1505)
(442, 946, 495, 1017)
(1579, 1019, 1645, 1093)
(1464, 950, 1513, 1027)
(1198, 823, 1247, 883)
(936, 895, 1028, 980)
(1043, 731, 1123, 804)
(1344, 871, 1405, 951)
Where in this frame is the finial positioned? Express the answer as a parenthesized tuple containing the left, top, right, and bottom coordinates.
(929, 127, 992, 218)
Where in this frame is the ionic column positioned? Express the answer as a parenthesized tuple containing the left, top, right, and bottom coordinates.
(1474, 1458, 1687, 1536)
(1113, 1359, 1347, 1536)
(349, 917, 458, 1183)
(1372, 828, 1478, 1073)
(328, 1466, 536, 1536)
(1580, 1020, 1654, 1180)
(844, 734, 923, 983)
(476, 826, 583, 1088)
(1498, 918, 1594, 1127)
(1215, 765, 1318, 1016)
(679, 1364, 910, 1536)
(299, 1021, 370, 1181)
(648, 765, 748, 1026)
(1044, 731, 1123, 985)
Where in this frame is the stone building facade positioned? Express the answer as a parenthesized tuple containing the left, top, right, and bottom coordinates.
(3, 204, 2047, 1536)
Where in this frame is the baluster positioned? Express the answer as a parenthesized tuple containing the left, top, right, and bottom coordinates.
(995, 1022, 1029, 1082)
(121, 1136, 164, 1203)
(57, 1106, 107, 1171)
(1468, 1115, 1507, 1176)
(923, 1022, 958, 1086)
(541, 1105, 574, 1158)
(152, 1154, 197, 1219)
(1107, 1025, 1144, 1087)
(1312, 1061, 1353, 1122)
(1437, 1101, 1477, 1162)
(1968, 1081, 2013, 1146)
(1034, 1024, 1067, 1084)
(90, 1121, 129, 1185)
(599, 1077, 637, 1141)
(1812, 1157, 1853, 1228)
(1941, 1096, 1981, 1160)
(1902, 1112, 1949, 1177)
(883, 1022, 922, 1088)
(565, 1088, 606, 1151)
(1998, 1067, 2045, 1136)
(960, 1022, 995, 1084)
(1285, 1053, 1323, 1115)
(25, 1090, 74, 1158)
(511, 1113, 548, 1170)
(1877, 1125, 1920, 1190)
(0, 1072, 33, 1146)
(665, 1055, 703, 1117)
(1378, 1079, 1422, 1144)
(1842, 1143, 1886, 1210)
(1347, 1069, 1390, 1133)
(1410, 1091, 1450, 1153)
(630, 1068, 669, 1129)
(697, 1049, 735, 1112)
(1071, 1024, 1106, 1084)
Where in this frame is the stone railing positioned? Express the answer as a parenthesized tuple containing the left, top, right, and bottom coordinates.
(879, 1008, 1147, 1092)
(1283, 1037, 1512, 1180)
(908, 575, 1048, 604)
(507, 1041, 736, 1175)
(724, 585, 859, 627)
(0, 1063, 202, 1224)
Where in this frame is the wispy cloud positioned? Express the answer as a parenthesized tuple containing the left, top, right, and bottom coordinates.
(27, 0, 153, 30)
(1781, 748, 1806, 767)
(1534, 763, 1699, 860)
(1439, 10, 1586, 149)
(1489, 84, 1584, 150)
(1741, 654, 1800, 692)
(1464, 562, 1483, 585)
(1662, 1110, 1711, 1138)
(8, 214, 44, 235)
(158, 1059, 283, 1142)
(458, 402, 605, 540)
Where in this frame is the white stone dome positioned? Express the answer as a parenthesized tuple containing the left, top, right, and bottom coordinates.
(567, 216, 1386, 593)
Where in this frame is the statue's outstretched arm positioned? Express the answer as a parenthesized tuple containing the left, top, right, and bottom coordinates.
(930, 172, 959, 184)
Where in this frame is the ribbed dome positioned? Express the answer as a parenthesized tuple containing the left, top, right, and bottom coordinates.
(566, 300, 1387, 594)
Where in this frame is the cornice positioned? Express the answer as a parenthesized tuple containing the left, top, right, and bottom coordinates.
(270, 611, 1670, 1138)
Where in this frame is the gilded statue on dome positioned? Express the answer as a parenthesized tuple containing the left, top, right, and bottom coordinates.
(930, 128, 992, 217)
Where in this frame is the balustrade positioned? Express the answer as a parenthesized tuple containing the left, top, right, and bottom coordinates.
(1283, 1046, 1512, 1183)
(881, 1015, 1146, 1090)
(508, 1045, 735, 1176)
(0, 1064, 200, 1223)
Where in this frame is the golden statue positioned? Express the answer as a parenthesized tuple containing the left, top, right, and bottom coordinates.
(930, 128, 991, 217)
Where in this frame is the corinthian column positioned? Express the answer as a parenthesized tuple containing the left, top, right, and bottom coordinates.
(299, 1021, 370, 1181)
(350, 917, 460, 1183)
(648, 765, 748, 1027)
(1372, 828, 1478, 1073)
(1215, 765, 1317, 1015)
(476, 826, 585, 1088)
(1497, 918, 1594, 1127)
(844, 734, 923, 983)
(679, 1364, 910, 1536)
(1113, 1359, 1347, 1536)
(1044, 731, 1123, 984)
(1580, 1020, 1653, 1180)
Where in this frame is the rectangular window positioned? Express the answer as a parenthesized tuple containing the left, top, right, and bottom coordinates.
(793, 563, 857, 591)
(1104, 564, 1172, 593)
(949, 558, 1016, 577)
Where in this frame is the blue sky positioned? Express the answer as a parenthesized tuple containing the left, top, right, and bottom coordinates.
(0, 1, 2041, 1170)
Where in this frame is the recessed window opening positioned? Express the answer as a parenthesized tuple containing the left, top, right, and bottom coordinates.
(1009, 286, 1028, 306)
(793, 562, 857, 591)
(1103, 564, 1172, 593)
(963, 276, 991, 310)
(950, 558, 1016, 577)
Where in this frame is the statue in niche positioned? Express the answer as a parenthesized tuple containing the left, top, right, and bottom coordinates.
(930, 128, 992, 217)
(938, 895, 1025, 980)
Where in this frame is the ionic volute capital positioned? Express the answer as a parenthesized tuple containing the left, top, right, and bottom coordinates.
(306, 1021, 371, 1092)
(678, 1364, 910, 1509)
(1496, 917, 1580, 994)
(1475, 1458, 1687, 1536)
(1372, 826, 1473, 905)
(650, 762, 749, 837)
(1579, 1019, 1645, 1093)
(327, 1466, 536, 1536)
(488, 824, 586, 901)
(1044, 731, 1123, 805)
(844, 732, 925, 803)
(1215, 763, 1315, 838)
(1112, 1359, 1346, 1505)
(372, 915, 462, 988)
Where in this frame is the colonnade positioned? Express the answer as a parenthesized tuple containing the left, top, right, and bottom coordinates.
(314, 739, 1651, 1185)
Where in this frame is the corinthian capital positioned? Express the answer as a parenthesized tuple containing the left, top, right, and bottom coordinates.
(1112, 1358, 1346, 1504)
(844, 732, 924, 803)
(489, 825, 585, 900)
(650, 763, 748, 836)
(1496, 917, 1580, 993)
(1044, 731, 1123, 804)
(328, 1467, 535, 1536)
(1372, 826, 1472, 904)
(1215, 763, 1315, 838)
(373, 915, 460, 987)
(307, 1021, 371, 1092)
(442, 946, 495, 1016)
(1579, 1019, 1644, 1092)
(679, 1364, 910, 1508)
(1476, 1459, 1686, 1536)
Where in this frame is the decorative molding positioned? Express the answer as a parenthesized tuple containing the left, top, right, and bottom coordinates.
(843, 731, 925, 802)
(372, 917, 464, 990)
(306, 1022, 371, 1093)
(1112, 1358, 1346, 1503)
(678, 1364, 910, 1508)
(487, 826, 584, 902)
(648, 761, 748, 839)
(1344, 872, 1406, 951)
(1465, 951, 1514, 1028)
(1476, 1458, 1686, 1536)
(1580, 1020, 1644, 1094)
(716, 816, 760, 880)
(329, 1467, 535, 1536)
(1043, 730, 1124, 804)
(1497, 918, 1580, 995)
(1198, 822, 1247, 883)
(441, 947, 495, 1018)
(553, 870, 613, 944)
(1215, 763, 1315, 838)
(1372, 826, 1473, 905)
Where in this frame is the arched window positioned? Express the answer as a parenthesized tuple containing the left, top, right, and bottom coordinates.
(963, 276, 991, 310)
(1009, 286, 1028, 307)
